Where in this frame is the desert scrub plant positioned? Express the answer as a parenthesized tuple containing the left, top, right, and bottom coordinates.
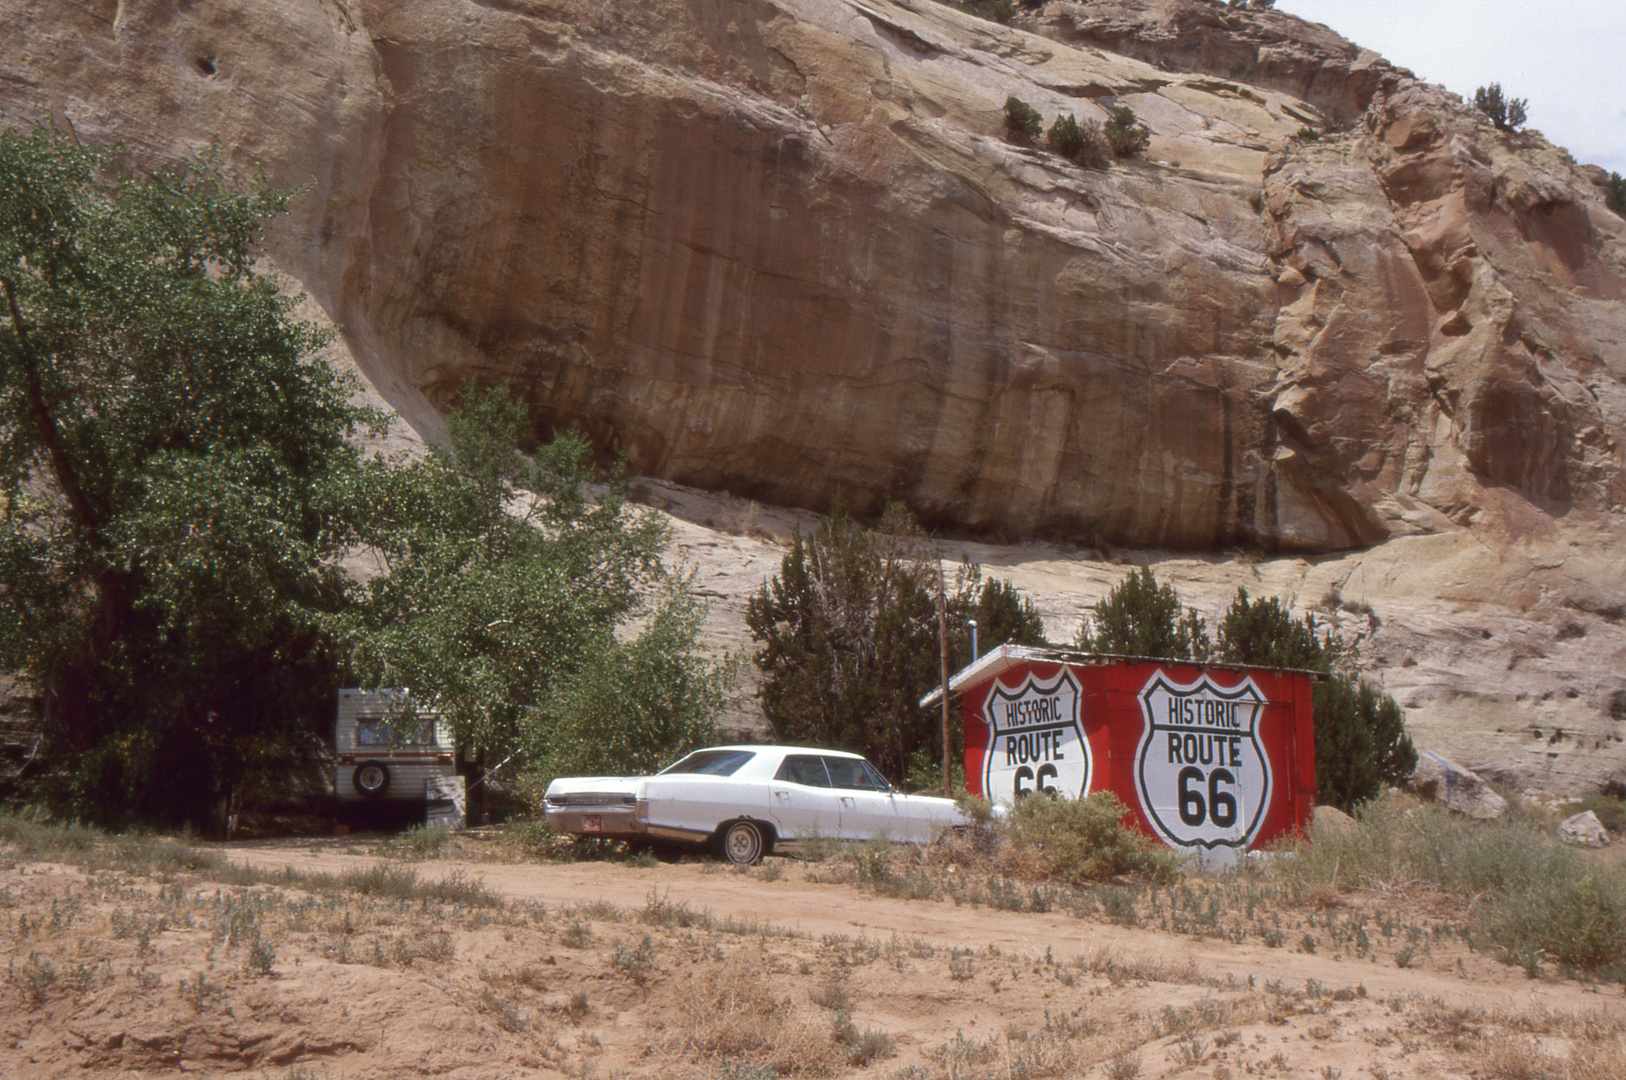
(1104, 105, 1151, 158)
(1473, 82, 1527, 131)
(668, 953, 841, 1075)
(245, 936, 276, 976)
(1271, 794, 1626, 977)
(379, 824, 454, 859)
(1478, 870, 1626, 975)
(1009, 791, 1184, 883)
(1004, 96, 1043, 145)
(611, 934, 657, 985)
(1607, 173, 1626, 219)
(832, 1010, 895, 1065)
(1047, 114, 1112, 169)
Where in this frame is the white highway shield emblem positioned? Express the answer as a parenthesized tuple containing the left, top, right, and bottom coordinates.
(1135, 671, 1272, 850)
(981, 668, 1090, 804)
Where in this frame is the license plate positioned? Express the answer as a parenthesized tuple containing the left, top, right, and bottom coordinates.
(583, 815, 601, 832)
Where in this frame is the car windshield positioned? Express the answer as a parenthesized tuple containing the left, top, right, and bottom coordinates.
(659, 749, 756, 776)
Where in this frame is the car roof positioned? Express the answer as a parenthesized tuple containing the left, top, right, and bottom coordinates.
(691, 745, 866, 760)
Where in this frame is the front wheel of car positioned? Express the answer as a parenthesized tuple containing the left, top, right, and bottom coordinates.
(720, 820, 768, 865)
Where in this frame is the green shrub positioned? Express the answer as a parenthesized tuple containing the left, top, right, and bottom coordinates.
(1605, 172, 1626, 219)
(748, 502, 1042, 782)
(1104, 105, 1151, 158)
(1076, 119, 1112, 168)
(1004, 96, 1043, 146)
(1045, 115, 1111, 169)
(1480, 871, 1626, 973)
(1272, 796, 1626, 977)
(1009, 791, 1182, 883)
(1216, 589, 1415, 812)
(1473, 83, 1527, 131)
(1076, 566, 1210, 660)
(1047, 114, 1084, 160)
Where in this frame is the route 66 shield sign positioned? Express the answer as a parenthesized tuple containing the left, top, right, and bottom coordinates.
(980, 667, 1091, 804)
(1134, 670, 1272, 850)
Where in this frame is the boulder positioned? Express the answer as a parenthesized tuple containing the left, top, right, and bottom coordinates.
(1557, 810, 1612, 847)
(1312, 804, 1357, 835)
(1410, 752, 1508, 819)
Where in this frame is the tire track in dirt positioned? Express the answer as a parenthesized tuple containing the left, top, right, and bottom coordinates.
(222, 841, 1626, 1019)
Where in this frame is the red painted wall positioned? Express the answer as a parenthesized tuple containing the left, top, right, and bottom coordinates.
(962, 660, 1315, 854)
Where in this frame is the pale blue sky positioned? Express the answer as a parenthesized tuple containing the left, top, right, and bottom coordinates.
(1278, 1, 1626, 176)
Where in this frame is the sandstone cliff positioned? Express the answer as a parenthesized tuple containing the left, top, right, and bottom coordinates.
(3, 0, 1624, 788)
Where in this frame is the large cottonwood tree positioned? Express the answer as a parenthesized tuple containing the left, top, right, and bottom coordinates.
(1, 125, 728, 823)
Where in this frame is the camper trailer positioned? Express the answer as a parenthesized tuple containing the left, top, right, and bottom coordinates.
(335, 689, 464, 824)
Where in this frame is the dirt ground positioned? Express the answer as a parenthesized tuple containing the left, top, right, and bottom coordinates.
(2, 832, 1623, 1080)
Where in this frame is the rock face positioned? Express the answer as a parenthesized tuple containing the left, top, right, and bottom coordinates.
(3, 0, 1626, 787)
(9, 0, 1620, 553)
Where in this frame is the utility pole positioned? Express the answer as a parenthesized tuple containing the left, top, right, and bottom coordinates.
(937, 560, 951, 797)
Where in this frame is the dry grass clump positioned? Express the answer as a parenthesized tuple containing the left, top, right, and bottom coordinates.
(1267, 794, 1626, 978)
(1476, 1024, 1626, 1080)
(667, 952, 843, 1076)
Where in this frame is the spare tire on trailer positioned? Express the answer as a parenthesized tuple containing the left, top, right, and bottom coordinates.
(353, 762, 391, 798)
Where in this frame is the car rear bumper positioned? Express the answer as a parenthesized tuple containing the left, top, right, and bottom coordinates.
(543, 805, 715, 844)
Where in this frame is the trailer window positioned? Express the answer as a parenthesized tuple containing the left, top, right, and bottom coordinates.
(356, 718, 435, 746)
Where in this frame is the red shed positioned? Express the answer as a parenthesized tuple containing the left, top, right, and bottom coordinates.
(924, 646, 1318, 861)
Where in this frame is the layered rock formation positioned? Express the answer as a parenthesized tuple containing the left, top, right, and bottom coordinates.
(2, 0, 1624, 787)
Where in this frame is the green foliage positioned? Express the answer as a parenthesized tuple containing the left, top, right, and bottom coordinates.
(1008, 791, 1182, 883)
(746, 501, 1043, 781)
(342, 382, 733, 786)
(1004, 96, 1043, 146)
(1046, 114, 1084, 160)
(1473, 83, 1528, 131)
(1075, 567, 1210, 661)
(1606, 172, 1626, 219)
(1277, 797, 1626, 976)
(0, 124, 375, 825)
(1215, 590, 1333, 673)
(1310, 677, 1416, 812)
(0, 124, 729, 823)
(1104, 105, 1151, 158)
(1046, 114, 1111, 169)
(1215, 588, 1415, 812)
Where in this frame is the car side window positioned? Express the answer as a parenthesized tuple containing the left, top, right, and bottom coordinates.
(860, 760, 893, 793)
(774, 755, 832, 787)
(822, 757, 881, 791)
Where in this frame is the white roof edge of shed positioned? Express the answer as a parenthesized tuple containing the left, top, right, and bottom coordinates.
(918, 645, 1328, 709)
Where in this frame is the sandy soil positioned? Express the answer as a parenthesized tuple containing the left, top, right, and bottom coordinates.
(3, 835, 1622, 1079)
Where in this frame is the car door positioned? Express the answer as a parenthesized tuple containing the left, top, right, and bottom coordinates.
(822, 756, 910, 841)
(767, 754, 843, 840)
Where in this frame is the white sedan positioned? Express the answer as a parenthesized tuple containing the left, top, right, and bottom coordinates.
(542, 745, 970, 864)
